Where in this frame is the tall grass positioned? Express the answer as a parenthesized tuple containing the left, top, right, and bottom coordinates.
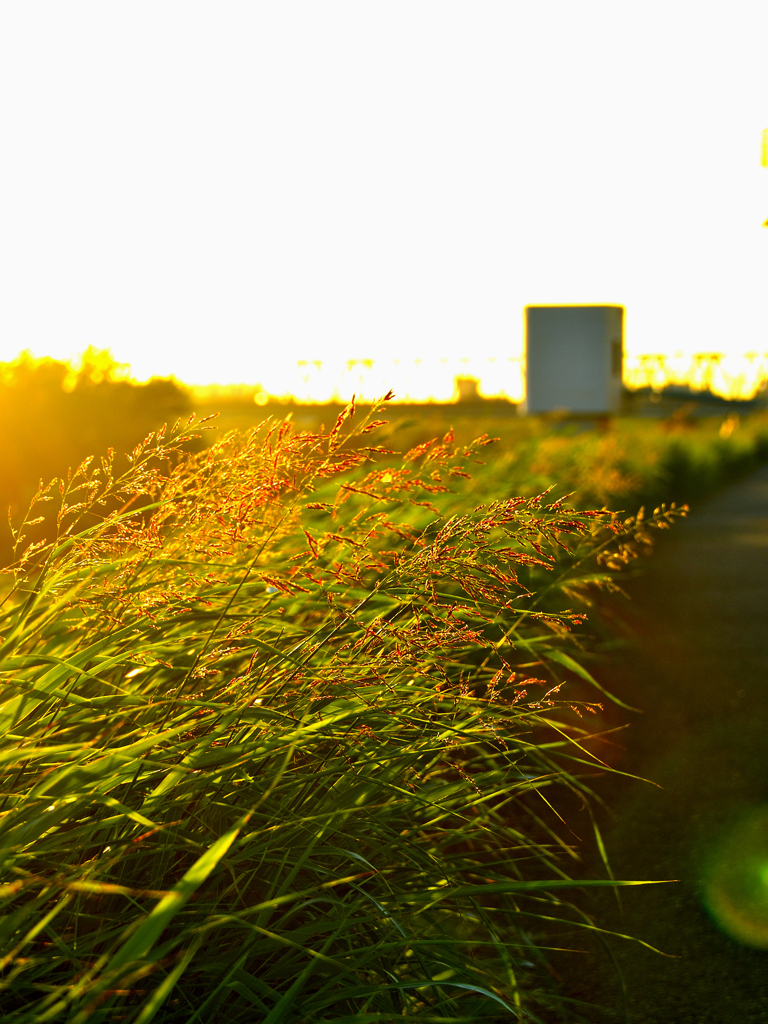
(0, 400, 681, 1022)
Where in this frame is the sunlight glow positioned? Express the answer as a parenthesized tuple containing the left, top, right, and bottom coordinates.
(265, 357, 525, 404)
(0, 8, 765, 395)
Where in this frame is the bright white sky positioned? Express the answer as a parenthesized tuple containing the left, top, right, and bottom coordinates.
(1, 2, 766, 399)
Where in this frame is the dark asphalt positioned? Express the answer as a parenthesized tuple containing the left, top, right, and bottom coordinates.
(551, 464, 768, 1024)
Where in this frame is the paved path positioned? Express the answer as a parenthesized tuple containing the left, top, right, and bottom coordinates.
(555, 464, 768, 1023)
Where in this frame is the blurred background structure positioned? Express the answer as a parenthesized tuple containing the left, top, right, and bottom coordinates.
(524, 305, 624, 415)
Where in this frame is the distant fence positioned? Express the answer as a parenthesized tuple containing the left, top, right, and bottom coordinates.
(248, 353, 768, 405)
(623, 352, 768, 401)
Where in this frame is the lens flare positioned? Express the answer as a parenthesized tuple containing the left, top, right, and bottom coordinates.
(701, 806, 768, 949)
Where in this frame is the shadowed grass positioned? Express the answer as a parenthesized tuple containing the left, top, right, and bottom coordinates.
(0, 399, 682, 1022)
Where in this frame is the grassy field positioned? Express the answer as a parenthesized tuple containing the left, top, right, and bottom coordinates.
(0, 399, 762, 1021)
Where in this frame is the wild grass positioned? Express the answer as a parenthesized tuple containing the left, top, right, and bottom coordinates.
(0, 399, 682, 1022)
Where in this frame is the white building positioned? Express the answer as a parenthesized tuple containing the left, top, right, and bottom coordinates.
(524, 305, 624, 415)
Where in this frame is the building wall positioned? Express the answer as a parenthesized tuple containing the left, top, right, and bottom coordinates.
(524, 305, 624, 414)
